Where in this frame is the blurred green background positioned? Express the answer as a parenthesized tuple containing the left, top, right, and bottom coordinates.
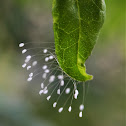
(0, 0, 125, 126)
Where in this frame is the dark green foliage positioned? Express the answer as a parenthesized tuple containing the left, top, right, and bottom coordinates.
(53, 0, 106, 81)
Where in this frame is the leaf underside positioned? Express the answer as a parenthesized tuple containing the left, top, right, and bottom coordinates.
(52, 0, 106, 82)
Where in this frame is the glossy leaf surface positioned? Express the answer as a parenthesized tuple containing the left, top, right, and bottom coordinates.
(52, 0, 106, 81)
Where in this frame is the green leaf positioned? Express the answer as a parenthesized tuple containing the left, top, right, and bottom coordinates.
(52, 0, 106, 82)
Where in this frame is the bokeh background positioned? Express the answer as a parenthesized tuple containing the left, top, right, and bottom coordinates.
(0, 0, 125, 126)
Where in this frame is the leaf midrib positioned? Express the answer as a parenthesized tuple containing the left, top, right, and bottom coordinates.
(76, 0, 81, 66)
